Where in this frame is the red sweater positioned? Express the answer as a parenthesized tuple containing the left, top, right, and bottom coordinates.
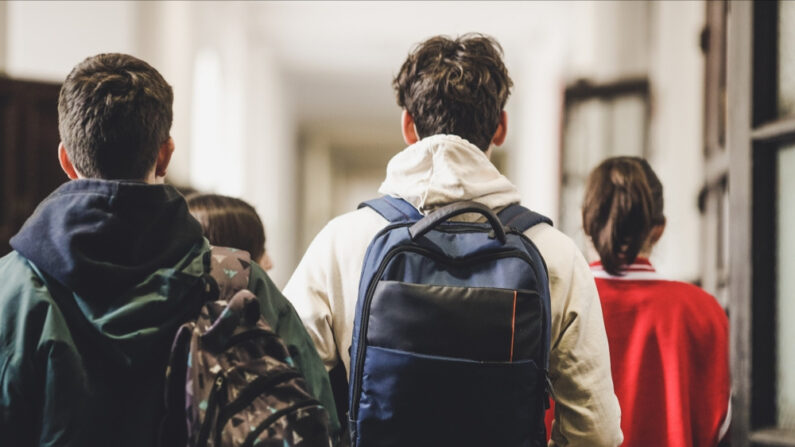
(546, 259, 730, 446)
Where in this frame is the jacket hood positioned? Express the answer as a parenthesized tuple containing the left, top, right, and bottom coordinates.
(378, 134, 521, 215)
(10, 179, 207, 368)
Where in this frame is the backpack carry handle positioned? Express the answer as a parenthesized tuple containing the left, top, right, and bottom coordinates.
(409, 201, 507, 243)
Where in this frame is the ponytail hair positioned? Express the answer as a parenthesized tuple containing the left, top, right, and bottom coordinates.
(582, 157, 665, 276)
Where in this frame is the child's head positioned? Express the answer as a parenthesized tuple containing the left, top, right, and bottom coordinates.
(58, 53, 173, 180)
(393, 33, 513, 152)
(186, 194, 273, 271)
(581, 156, 665, 275)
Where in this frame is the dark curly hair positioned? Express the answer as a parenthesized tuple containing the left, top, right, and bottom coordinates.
(58, 53, 173, 179)
(393, 33, 513, 151)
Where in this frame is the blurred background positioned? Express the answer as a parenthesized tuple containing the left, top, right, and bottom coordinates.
(0, 0, 708, 288)
(1, 2, 793, 443)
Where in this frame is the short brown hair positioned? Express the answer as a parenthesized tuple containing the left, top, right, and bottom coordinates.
(393, 33, 513, 151)
(58, 53, 173, 179)
(581, 157, 665, 276)
(186, 194, 267, 263)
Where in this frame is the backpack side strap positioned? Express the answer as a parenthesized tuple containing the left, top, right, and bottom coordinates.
(358, 195, 423, 223)
(498, 204, 553, 234)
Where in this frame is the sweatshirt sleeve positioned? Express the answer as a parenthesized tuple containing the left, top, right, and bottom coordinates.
(526, 226, 623, 447)
(282, 223, 342, 372)
(247, 264, 341, 439)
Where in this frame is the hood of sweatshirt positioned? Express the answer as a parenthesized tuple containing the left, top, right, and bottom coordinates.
(378, 134, 521, 215)
(10, 179, 207, 368)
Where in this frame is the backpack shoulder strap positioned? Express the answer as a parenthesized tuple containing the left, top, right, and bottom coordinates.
(358, 195, 422, 223)
(498, 204, 553, 233)
(208, 246, 253, 301)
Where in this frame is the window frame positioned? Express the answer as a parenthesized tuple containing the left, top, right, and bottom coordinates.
(557, 77, 651, 242)
(728, 1, 795, 445)
(700, 0, 730, 306)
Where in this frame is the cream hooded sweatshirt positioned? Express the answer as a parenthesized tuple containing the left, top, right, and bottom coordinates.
(284, 135, 623, 446)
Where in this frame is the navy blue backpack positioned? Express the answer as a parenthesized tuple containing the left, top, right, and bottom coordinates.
(348, 196, 553, 447)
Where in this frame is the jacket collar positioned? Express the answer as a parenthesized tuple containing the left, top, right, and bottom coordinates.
(590, 258, 662, 280)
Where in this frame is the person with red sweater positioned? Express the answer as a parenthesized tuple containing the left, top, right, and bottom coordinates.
(581, 156, 730, 446)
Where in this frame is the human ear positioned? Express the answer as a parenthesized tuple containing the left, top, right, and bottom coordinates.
(401, 110, 420, 145)
(258, 252, 273, 271)
(490, 111, 508, 147)
(649, 222, 666, 244)
(58, 143, 80, 179)
(155, 138, 175, 179)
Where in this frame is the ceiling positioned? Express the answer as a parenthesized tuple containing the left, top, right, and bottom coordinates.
(248, 1, 584, 152)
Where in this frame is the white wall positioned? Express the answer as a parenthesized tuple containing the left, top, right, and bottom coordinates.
(0, 2, 7, 73)
(5, 1, 137, 81)
(244, 43, 298, 287)
(646, 0, 705, 282)
(300, 137, 335, 251)
(509, 34, 566, 221)
(135, 1, 197, 187)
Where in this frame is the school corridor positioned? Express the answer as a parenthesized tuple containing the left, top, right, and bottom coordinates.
(0, 1, 792, 445)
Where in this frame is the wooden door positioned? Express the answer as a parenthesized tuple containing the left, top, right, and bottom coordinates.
(0, 78, 65, 256)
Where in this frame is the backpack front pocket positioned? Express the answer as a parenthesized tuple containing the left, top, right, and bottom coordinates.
(367, 281, 542, 362)
(356, 345, 542, 447)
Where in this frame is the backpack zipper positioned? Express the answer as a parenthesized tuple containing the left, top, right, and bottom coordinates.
(349, 243, 538, 423)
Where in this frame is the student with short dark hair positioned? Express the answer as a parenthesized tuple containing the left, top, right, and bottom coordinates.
(187, 193, 274, 271)
(57, 53, 174, 180)
(582, 156, 730, 446)
(284, 33, 622, 446)
(0, 53, 337, 446)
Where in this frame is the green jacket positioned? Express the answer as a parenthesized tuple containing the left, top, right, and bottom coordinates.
(0, 180, 339, 446)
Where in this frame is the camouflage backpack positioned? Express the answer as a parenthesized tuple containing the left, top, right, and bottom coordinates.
(160, 246, 331, 447)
